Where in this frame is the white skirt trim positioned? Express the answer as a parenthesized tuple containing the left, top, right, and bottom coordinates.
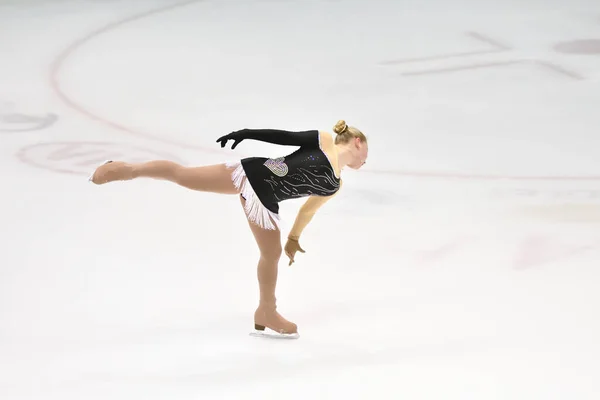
(225, 161, 283, 231)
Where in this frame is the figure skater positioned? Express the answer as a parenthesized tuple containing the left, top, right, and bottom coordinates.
(88, 120, 368, 338)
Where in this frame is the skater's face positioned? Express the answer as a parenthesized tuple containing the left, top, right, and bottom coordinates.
(348, 137, 368, 169)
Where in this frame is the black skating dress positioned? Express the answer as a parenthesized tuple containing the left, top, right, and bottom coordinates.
(223, 129, 341, 230)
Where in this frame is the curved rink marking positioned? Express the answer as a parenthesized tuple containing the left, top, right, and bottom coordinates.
(49, 0, 600, 182)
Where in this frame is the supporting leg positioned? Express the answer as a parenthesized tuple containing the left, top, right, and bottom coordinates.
(241, 196, 298, 337)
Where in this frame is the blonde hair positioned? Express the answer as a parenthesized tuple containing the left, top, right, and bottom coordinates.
(333, 120, 367, 145)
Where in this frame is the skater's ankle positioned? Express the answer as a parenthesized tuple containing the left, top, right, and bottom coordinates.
(257, 301, 277, 312)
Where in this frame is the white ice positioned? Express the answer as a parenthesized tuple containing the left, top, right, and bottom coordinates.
(1, 0, 600, 399)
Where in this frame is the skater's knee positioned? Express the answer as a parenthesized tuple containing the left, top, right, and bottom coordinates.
(171, 165, 187, 180)
(260, 244, 282, 262)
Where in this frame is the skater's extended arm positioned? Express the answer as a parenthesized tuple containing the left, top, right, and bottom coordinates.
(288, 193, 337, 240)
(216, 129, 319, 149)
(285, 186, 341, 265)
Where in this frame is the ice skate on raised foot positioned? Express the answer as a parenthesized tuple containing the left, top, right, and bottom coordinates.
(250, 307, 299, 339)
(88, 161, 133, 185)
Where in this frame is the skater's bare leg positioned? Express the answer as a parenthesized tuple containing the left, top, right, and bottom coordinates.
(90, 161, 238, 194)
(241, 196, 297, 335)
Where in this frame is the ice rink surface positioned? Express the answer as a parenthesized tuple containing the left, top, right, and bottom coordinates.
(1, 0, 600, 398)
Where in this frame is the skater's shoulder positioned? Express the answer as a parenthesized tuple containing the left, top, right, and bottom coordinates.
(319, 130, 334, 143)
(317, 130, 335, 145)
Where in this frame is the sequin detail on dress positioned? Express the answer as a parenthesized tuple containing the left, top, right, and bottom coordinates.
(263, 157, 289, 177)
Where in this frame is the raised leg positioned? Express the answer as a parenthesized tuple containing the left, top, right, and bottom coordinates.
(241, 196, 298, 336)
(89, 160, 238, 194)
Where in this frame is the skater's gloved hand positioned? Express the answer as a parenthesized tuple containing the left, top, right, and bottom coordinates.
(216, 130, 245, 149)
(285, 237, 305, 266)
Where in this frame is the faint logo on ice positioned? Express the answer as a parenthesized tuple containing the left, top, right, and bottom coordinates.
(0, 102, 58, 132)
(17, 141, 184, 176)
(380, 31, 590, 80)
(553, 39, 600, 55)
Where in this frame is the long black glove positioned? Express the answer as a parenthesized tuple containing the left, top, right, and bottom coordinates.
(216, 129, 318, 150)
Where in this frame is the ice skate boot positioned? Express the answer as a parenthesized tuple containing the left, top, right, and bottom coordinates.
(88, 161, 133, 184)
(250, 305, 299, 339)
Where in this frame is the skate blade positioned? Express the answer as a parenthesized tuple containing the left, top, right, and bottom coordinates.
(249, 329, 299, 340)
(88, 160, 112, 182)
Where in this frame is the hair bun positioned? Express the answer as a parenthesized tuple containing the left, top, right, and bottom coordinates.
(333, 120, 348, 135)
